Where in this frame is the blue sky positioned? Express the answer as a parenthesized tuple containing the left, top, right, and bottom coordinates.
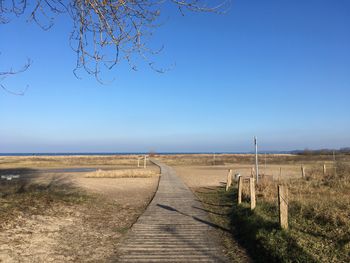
(0, 0, 349, 153)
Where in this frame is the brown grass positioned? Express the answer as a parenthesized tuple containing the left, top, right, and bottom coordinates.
(85, 168, 159, 178)
(156, 153, 350, 166)
(0, 155, 147, 169)
(241, 161, 350, 262)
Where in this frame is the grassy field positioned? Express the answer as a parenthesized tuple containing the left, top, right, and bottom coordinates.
(156, 153, 349, 167)
(191, 157, 350, 263)
(0, 154, 145, 169)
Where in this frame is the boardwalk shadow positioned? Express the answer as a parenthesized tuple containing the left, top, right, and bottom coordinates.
(195, 199, 232, 208)
(192, 205, 229, 216)
(156, 203, 230, 233)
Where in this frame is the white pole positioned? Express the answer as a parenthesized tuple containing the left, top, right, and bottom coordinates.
(333, 150, 337, 176)
(254, 136, 259, 184)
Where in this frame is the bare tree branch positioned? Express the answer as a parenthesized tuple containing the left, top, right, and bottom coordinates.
(0, 0, 228, 82)
(0, 57, 31, 95)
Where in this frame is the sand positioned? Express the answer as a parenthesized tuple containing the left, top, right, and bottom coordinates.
(0, 168, 159, 262)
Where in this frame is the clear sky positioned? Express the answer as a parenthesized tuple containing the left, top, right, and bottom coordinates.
(0, 0, 349, 153)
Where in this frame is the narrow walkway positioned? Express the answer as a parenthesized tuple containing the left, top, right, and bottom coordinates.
(117, 161, 228, 262)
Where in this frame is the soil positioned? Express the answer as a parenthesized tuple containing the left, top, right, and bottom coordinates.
(0, 171, 159, 262)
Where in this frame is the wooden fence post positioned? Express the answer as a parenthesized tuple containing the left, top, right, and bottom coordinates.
(226, 169, 233, 191)
(249, 178, 256, 210)
(137, 157, 140, 168)
(323, 164, 326, 175)
(278, 167, 282, 181)
(237, 176, 243, 204)
(144, 155, 147, 169)
(278, 185, 288, 229)
(251, 167, 255, 177)
(301, 165, 305, 178)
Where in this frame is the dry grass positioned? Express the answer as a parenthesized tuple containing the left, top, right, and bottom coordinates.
(156, 153, 350, 167)
(85, 168, 159, 178)
(0, 156, 160, 262)
(0, 180, 151, 262)
(0, 155, 147, 169)
(225, 160, 350, 262)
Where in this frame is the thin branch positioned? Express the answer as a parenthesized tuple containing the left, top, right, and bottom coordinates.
(0, 0, 228, 81)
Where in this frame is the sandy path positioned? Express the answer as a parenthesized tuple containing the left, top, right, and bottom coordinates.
(74, 177, 158, 205)
(174, 166, 230, 188)
(0, 171, 160, 262)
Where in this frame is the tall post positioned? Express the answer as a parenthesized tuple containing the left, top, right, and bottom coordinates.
(333, 150, 337, 176)
(278, 185, 288, 229)
(279, 167, 282, 179)
(251, 167, 255, 177)
(144, 155, 147, 169)
(323, 164, 326, 176)
(226, 169, 233, 191)
(301, 165, 305, 178)
(237, 176, 243, 204)
(254, 136, 259, 184)
(249, 178, 256, 210)
(137, 157, 140, 168)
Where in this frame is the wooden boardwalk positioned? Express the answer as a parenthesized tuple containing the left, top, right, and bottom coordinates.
(117, 161, 228, 262)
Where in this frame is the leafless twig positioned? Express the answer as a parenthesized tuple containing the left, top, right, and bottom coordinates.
(0, 57, 31, 95)
(0, 0, 228, 82)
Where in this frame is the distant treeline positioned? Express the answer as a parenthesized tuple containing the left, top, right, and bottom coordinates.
(293, 148, 350, 155)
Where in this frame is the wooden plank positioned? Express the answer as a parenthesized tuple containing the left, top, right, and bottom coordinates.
(301, 165, 305, 178)
(118, 161, 228, 262)
(278, 185, 288, 229)
(237, 175, 243, 204)
(225, 169, 233, 191)
(251, 166, 255, 177)
(249, 178, 256, 210)
(144, 155, 147, 168)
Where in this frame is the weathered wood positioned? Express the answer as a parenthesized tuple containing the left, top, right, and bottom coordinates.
(278, 185, 288, 229)
(137, 157, 140, 167)
(333, 151, 337, 176)
(249, 178, 256, 210)
(237, 175, 243, 204)
(143, 155, 147, 168)
(225, 169, 233, 191)
(301, 165, 305, 178)
(323, 164, 326, 175)
(254, 136, 259, 184)
(117, 161, 228, 262)
(278, 167, 282, 181)
(251, 166, 255, 177)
